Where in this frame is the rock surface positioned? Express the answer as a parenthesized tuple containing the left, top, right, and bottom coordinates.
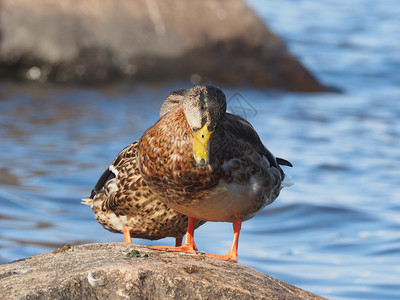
(0, 0, 325, 91)
(0, 243, 325, 299)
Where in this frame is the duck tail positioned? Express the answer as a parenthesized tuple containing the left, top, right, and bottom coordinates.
(281, 174, 294, 188)
(277, 157, 293, 167)
(81, 197, 93, 205)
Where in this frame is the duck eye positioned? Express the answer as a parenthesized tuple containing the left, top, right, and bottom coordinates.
(200, 97, 207, 110)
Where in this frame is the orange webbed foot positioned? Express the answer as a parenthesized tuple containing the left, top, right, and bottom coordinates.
(204, 251, 238, 263)
(150, 244, 197, 254)
(151, 216, 198, 254)
(203, 218, 242, 263)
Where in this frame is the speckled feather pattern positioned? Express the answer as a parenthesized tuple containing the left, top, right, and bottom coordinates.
(88, 142, 204, 240)
(138, 108, 220, 201)
(137, 106, 284, 222)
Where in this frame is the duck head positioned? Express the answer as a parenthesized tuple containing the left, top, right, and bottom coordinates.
(182, 85, 227, 167)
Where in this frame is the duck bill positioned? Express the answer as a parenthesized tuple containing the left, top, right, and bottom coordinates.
(193, 124, 214, 166)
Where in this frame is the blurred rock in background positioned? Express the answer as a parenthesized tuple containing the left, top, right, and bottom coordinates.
(0, 0, 326, 91)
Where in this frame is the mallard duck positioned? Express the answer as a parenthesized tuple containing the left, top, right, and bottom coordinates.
(82, 90, 205, 246)
(137, 85, 292, 262)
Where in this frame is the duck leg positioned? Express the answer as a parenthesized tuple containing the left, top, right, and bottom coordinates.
(205, 218, 242, 263)
(150, 216, 197, 254)
(123, 227, 132, 243)
(175, 236, 183, 247)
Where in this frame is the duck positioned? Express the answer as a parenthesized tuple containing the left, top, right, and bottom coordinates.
(136, 84, 292, 262)
(82, 90, 205, 246)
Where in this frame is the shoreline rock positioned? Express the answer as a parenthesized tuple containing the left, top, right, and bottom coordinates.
(0, 242, 325, 299)
(0, 0, 326, 91)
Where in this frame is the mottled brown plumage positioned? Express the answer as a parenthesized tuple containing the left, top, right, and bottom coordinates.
(138, 87, 289, 222)
(82, 138, 204, 242)
(138, 108, 218, 207)
(137, 85, 292, 261)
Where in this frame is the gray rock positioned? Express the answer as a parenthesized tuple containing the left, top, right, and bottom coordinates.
(0, 0, 325, 91)
(0, 243, 325, 299)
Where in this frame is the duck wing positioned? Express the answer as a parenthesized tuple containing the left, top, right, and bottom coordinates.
(219, 113, 290, 164)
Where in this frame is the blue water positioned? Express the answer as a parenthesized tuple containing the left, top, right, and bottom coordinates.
(1, 1, 399, 299)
